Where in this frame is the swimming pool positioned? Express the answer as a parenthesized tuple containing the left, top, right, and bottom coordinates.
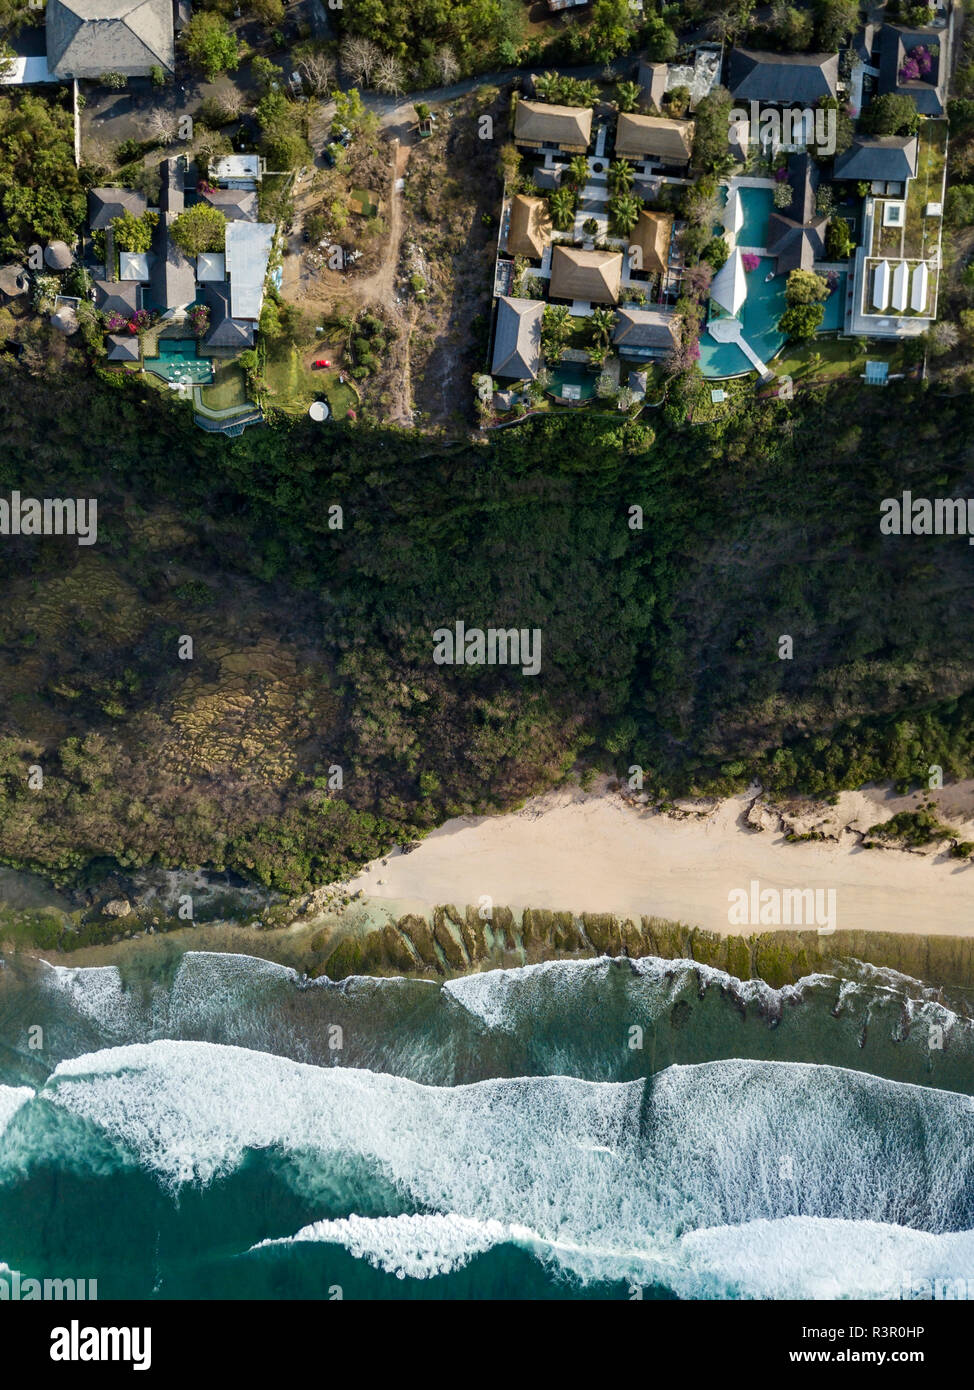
(144, 339, 214, 385)
(738, 186, 774, 249)
(820, 273, 848, 331)
(699, 255, 787, 379)
(547, 363, 597, 401)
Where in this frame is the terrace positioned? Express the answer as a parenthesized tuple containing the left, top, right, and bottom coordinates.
(849, 119, 947, 335)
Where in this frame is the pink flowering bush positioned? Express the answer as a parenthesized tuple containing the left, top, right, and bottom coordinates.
(742, 253, 761, 273)
(190, 304, 210, 337)
(900, 47, 933, 83)
(103, 310, 126, 332)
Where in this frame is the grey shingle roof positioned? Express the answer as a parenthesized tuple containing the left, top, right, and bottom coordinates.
(491, 296, 544, 379)
(94, 279, 140, 315)
(106, 333, 140, 360)
(833, 134, 919, 182)
(89, 187, 148, 230)
(877, 23, 948, 116)
(148, 212, 196, 312)
(727, 47, 839, 103)
(199, 188, 259, 222)
(159, 158, 185, 215)
(47, 0, 175, 77)
(202, 282, 255, 350)
(766, 215, 828, 275)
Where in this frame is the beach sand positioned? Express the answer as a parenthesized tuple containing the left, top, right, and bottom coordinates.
(347, 781, 974, 937)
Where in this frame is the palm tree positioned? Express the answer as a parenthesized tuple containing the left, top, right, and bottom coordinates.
(541, 305, 572, 363)
(607, 160, 634, 196)
(543, 305, 572, 338)
(534, 70, 560, 103)
(567, 155, 590, 190)
(608, 192, 641, 237)
(549, 187, 577, 232)
(615, 81, 642, 114)
(589, 307, 616, 346)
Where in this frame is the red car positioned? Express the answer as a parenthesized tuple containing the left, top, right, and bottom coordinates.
(313, 358, 331, 369)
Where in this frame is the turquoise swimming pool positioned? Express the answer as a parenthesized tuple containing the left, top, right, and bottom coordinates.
(738, 186, 774, 249)
(820, 273, 847, 331)
(547, 363, 596, 401)
(699, 255, 787, 379)
(144, 339, 214, 385)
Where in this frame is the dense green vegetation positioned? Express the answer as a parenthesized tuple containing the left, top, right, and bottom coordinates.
(0, 90, 86, 257)
(1, 362, 974, 891)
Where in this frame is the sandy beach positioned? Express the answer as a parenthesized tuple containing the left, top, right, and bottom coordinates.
(347, 781, 974, 937)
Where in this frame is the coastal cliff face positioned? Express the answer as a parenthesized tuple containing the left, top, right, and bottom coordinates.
(314, 905, 974, 995)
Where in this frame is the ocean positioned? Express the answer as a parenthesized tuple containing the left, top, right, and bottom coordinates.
(1, 949, 973, 1300)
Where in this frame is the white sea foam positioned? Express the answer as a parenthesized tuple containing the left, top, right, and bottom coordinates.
(254, 1213, 517, 1279)
(39, 962, 144, 1040)
(23, 1041, 974, 1291)
(0, 1084, 34, 1137)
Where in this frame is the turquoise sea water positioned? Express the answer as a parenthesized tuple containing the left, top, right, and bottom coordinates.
(1, 951, 973, 1300)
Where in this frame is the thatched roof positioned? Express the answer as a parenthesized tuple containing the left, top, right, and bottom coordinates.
(44, 240, 73, 270)
(0, 264, 28, 298)
(514, 99, 593, 151)
(614, 113, 694, 163)
(549, 246, 623, 304)
(50, 304, 78, 334)
(613, 307, 679, 353)
(629, 210, 673, 275)
(508, 194, 552, 259)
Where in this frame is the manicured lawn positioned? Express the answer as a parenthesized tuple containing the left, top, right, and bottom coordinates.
(772, 336, 903, 381)
(264, 342, 358, 418)
(199, 362, 249, 412)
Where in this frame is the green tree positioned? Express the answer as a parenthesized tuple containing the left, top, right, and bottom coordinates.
(567, 155, 590, 189)
(607, 159, 634, 195)
(692, 86, 734, 173)
(586, 0, 636, 64)
(642, 15, 678, 61)
(786, 268, 829, 304)
(771, 4, 814, 50)
(779, 301, 825, 337)
(945, 184, 974, 226)
(170, 202, 227, 257)
(589, 307, 615, 344)
(814, 0, 860, 50)
(181, 12, 239, 79)
(258, 89, 312, 169)
(608, 192, 641, 236)
(111, 210, 158, 253)
(826, 216, 854, 258)
(0, 91, 86, 255)
(861, 92, 921, 136)
(614, 81, 642, 114)
(549, 187, 576, 231)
